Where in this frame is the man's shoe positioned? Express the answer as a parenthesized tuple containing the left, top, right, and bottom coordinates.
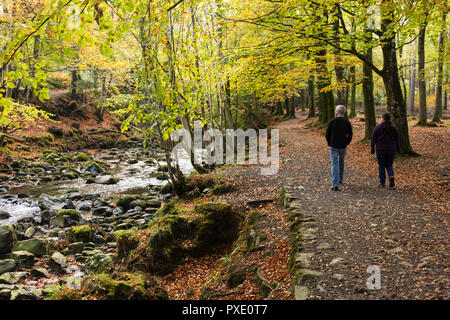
(331, 186, 340, 191)
(389, 177, 395, 188)
(378, 184, 385, 188)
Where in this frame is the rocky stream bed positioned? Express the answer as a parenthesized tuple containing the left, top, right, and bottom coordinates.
(0, 146, 195, 300)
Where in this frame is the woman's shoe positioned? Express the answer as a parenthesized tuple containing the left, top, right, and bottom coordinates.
(389, 177, 395, 188)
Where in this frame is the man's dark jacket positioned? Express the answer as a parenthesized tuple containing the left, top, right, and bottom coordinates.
(326, 116, 353, 149)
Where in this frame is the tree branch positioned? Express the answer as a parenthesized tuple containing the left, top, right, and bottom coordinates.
(0, 0, 74, 74)
(167, 0, 184, 12)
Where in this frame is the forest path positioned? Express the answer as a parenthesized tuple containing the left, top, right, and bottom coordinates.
(220, 112, 449, 299)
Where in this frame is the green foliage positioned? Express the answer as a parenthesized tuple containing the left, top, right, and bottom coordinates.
(0, 0, 446, 158)
(0, 102, 55, 151)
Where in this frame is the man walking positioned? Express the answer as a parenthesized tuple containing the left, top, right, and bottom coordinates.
(326, 105, 353, 191)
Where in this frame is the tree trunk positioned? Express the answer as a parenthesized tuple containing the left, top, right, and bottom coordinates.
(362, 47, 376, 140)
(307, 76, 315, 117)
(207, 81, 214, 128)
(408, 56, 416, 115)
(333, 7, 346, 106)
(217, 85, 223, 129)
(284, 96, 290, 118)
(274, 101, 284, 115)
(398, 35, 408, 106)
(380, 33, 416, 154)
(289, 95, 296, 118)
(316, 49, 334, 124)
(417, 25, 427, 125)
(70, 70, 80, 100)
(349, 65, 357, 118)
(433, 12, 446, 123)
(224, 77, 234, 128)
(26, 35, 40, 102)
(101, 76, 106, 97)
(5, 64, 12, 99)
(299, 91, 305, 111)
(93, 71, 98, 89)
(444, 77, 448, 111)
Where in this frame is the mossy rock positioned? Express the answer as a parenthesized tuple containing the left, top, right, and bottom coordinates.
(85, 177, 96, 184)
(85, 252, 113, 274)
(24, 133, 54, 146)
(199, 284, 214, 300)
(149, 215, 192, 239)
(56, 209, 80, 221)
(10, 250, 36, 268)
(61, 172, 79, 180)
(60, 163, 80, 173)
(210, 183, 235, 195)
(80, 272, 168, 300)
(129, 199, 148, 209)
(83, 161, 109, 174)
(112, 222, 135, 231)
(69, 225, 93, 243)
(42, 149, 53, 155)
(194, 202, 233, 219)
(0, 224, 17, 254)
(40, 133, 55, 143)
(158, 165, 169, 172)
(192, 202, 242, 256)
(115, 228, 140, 259)
(252, 268, 278, 298)
(76, 153, 90, 162)
(154, 173, 169, 180)
(0, 211, 11, 220)
(186, 176, 215, 192)
(51, 210, 81, 227)
(226, 265, 247, 289)
(12, 238, 47, 257)
(120, 215, 192, 275)
(44, 152, 63, 163)
(120, 201, 240, 276)
(115, 195, 137, 210)
(95, 175, 119, 185)
(160, 182, 172, 194)
(155, 200, 179, 216)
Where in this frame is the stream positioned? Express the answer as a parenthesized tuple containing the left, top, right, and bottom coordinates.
(0, 148, 194, 224)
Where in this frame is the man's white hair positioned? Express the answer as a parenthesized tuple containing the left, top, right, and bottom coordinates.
(336, 105, 346, 115)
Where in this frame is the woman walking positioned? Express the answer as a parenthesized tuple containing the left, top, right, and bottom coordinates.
(370, 112, 400, 188)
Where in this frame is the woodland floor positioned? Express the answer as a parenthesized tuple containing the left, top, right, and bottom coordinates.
(162, 110, 449, 300)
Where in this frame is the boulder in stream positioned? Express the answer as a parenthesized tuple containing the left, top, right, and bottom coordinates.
(0, 224, 17, 254)
(48, 252, 67, 274)
(38, 194, 74, 212)
(12, 238, 47, 257)
(95, 175, 119, 185)
(0, 211, 11, 220)
(0, 259, 16, 275)
(10, 250, 36, 268)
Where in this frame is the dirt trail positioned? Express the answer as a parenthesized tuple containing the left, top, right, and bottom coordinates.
(220, 113, 449, 299)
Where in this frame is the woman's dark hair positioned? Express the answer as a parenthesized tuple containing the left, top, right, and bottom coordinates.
(382, 112, 394, 134)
